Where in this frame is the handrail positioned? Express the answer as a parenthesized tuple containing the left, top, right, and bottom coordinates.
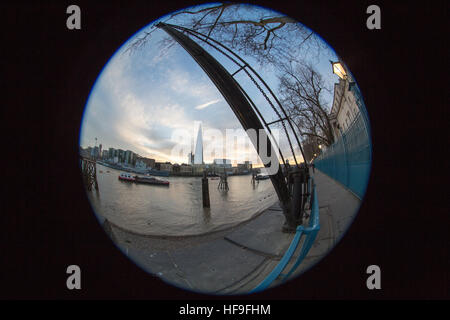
(250, 178, 320, 293)
(282, 179, 320, 280)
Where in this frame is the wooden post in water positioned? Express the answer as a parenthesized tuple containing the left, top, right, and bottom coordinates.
(251, 169, 257, 185)
(202, 171, 210, 208)
(218, 170, 229, 191)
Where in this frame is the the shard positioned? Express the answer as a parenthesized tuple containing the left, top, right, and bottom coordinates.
(194, 124, 203, 164)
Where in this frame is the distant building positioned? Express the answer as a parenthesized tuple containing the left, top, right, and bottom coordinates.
(193, 164, 205, 174)
(117, 149, 125, 163)
(237, 161, 252, 173)
(101, 150, 108, 159)
(161, 163, 172, 172)
(108, 147, 114, 160)
(124, 150, 133, 165)
(156, 162, 173, 172)
(180, 164, 193, 173)
(213, 159, 232, 168)
(135, 157, 155, 169)
(135, 158, 147, 169)
(91, 146, 99, 159)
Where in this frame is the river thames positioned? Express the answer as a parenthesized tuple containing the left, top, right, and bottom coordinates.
(87, 164, 277, 236)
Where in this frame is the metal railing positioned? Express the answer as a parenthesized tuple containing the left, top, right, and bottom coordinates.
(250, 177, 320, 293)
(80, 156, 99, 191)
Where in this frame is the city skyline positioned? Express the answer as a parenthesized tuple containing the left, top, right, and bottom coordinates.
(80, 143, 258, 167)
(80, 141, 255, 167)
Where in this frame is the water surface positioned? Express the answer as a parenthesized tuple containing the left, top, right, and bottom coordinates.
(88, 164, 277, 236)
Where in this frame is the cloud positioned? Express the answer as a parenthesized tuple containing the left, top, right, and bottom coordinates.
(194, 99, 221, 110)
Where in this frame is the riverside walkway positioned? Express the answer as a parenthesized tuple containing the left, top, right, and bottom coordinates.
(101, 169, 361, 294)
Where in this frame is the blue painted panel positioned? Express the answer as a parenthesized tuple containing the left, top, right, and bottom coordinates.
(315, 110, 371, 200)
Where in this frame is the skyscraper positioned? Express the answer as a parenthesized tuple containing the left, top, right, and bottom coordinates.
(194, 124, 203, 165)
(187, 152, 194, 165)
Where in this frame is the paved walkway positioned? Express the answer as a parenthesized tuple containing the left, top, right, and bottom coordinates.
(102, 169, 361, 294)
(275, 169, 362, 284)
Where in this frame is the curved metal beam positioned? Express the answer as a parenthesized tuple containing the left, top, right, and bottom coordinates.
(164, 23, 307, 167)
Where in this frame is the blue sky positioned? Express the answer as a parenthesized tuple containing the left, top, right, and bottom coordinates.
(80, 4, 339, 164)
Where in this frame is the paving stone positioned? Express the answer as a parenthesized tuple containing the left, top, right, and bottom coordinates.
(224, 209, 293, 257)
(169, 238, 266, 293)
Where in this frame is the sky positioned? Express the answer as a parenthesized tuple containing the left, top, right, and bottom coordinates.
(80, 3, 340, 165)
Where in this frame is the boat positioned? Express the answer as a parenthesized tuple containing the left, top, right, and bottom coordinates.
(255, 174, 270, 180)
(118, 172, 136, 182)
(135, 175, 170, 186)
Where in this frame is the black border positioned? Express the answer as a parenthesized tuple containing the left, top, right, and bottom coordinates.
(1, 0, 448, 301)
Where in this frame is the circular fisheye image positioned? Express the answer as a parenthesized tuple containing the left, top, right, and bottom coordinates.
(79, 3, 371, 294)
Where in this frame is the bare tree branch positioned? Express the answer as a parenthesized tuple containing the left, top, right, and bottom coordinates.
(278, 62, 334, 148)
(125, 3, 327, 66)
(206, 5, 226, 38)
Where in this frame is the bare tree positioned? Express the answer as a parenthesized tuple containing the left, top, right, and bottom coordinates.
(278, 62, 335, 147)
(126, 2, 326, 66)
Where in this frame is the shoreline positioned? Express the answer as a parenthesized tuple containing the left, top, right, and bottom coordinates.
(96, 161, 254, 178)
(105, 201, 293, 294)
(99, 197, 278, 240)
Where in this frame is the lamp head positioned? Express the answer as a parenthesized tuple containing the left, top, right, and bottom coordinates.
(331, 61, 347, 80)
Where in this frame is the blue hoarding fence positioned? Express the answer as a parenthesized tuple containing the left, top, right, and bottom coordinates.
(315, 85, 372, 200)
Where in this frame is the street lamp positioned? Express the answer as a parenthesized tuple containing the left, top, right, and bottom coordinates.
(331, 61, 347, 80)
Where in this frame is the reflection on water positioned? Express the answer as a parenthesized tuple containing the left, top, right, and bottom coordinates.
(88, 164, 277, 236)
